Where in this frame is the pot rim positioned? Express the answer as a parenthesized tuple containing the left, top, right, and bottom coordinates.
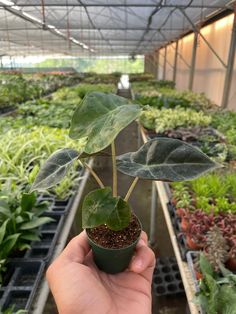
(85, 214, 142, 251)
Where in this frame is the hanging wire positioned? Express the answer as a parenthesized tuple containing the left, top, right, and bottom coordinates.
(41, 0, 46, 28)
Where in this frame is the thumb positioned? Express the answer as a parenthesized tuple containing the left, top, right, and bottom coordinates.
(60, 230, 91, 263)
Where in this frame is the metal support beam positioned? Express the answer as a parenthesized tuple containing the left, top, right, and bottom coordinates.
(180, 8, 227, 68)
(149, 181, 158, 246)
(163, 46, 167, 80)
(221, 4, 236, 108)
(173, 40, 178, 83)
(155, 49, 159, 80)
(2, 4, 228, 8)
(189, 32, 198, 90)
(0, 27, 198, 31)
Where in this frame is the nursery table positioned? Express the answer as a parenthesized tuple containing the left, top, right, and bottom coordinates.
(140, 127, 201, 314)
(31, 159, 93, 314)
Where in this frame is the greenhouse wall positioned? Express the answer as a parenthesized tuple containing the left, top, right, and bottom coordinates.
(165, 43, 176, 81)
(146, 13, 235, 110)
(176, 33, 194, 91)
(158, 47, 165, 80)
(193, 14, 234, 108)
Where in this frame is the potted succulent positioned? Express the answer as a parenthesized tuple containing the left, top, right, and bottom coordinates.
(30, 92, 219, 274)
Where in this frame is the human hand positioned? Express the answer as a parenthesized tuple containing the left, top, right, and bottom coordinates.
(46, 230, 155, 314)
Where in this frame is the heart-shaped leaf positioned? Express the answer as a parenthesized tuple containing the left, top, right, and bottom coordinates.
(31, 148, 80, 191)
(116, 138, 220, 181)
(106, 197, 131, 231)
(82, 187, 131, 231)
(69, 92, 141, 154)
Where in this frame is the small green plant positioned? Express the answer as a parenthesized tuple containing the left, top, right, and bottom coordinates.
(0, 192, 52, 281)
(31, 92, 218, 232)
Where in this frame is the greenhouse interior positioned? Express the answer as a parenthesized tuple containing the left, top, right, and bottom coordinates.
(0, 0, 236, 313)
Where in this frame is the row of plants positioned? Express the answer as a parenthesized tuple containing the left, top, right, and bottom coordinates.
(0, 83, 115, 131)
(133, 80, 214, 110)
(133, 80, 236, 313)
(171, 172, 236, 268)
(137, 81, 236, 165)
(0, 72, 84, 111)
(0, 71, 154, 113)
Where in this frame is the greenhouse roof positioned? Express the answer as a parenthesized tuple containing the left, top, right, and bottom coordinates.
(0, 0, 234, 57)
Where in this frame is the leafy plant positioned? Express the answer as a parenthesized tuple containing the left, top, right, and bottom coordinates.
(0, 126, 85, 196)
(182, 210, 236, 257)
(31, 92, 218, 232)
(205, 226, 228, 272)
(0, 192, 52, 281)
(139, 107, 212, 133)
(196, 253, 236, 314)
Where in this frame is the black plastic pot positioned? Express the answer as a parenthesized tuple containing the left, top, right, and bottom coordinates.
(86, 217, 142, 274)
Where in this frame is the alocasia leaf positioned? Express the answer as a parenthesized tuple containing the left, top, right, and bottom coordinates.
(31, 148, 80, 191)
(82, 187, 131, 231)
(69, 92, 141, 154)
(116, 138, 220, 181)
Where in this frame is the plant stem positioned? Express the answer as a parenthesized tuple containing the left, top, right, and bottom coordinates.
(111, 141, 117, 197)
(83, 162, 104, 189)
(124, 177, 139, 202)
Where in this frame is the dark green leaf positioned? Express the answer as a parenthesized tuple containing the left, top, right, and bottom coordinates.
(69, 92, 141, 154)
(21, 192, 36, 212)
(0, 234, 20, 258)
(18, 243, 31, 251)
(82, 187, 131, 230)
(106, 197, 131, 231)
(20, 232, 40, 242)
(31, 148, 80, 191)
(117, 138, 220, 181)
(20, 217, 54, 230)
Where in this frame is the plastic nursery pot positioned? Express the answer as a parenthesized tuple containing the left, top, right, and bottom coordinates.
(186, 236, 202, 250)
(226, 257, 236, 271)
(86, 215, 142, 274)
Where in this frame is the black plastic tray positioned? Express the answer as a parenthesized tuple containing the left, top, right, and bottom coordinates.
(37, 194, 75, 215)
(0, 260, 45, 313)
(24, 212, 65, 263)
(152, 257, 185, 296)
(167, 202, 191, 261)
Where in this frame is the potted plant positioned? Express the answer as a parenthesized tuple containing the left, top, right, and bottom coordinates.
(30, 92, 219, 274)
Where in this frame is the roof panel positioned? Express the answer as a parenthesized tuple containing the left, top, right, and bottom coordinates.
(0, 0, 233, 56)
